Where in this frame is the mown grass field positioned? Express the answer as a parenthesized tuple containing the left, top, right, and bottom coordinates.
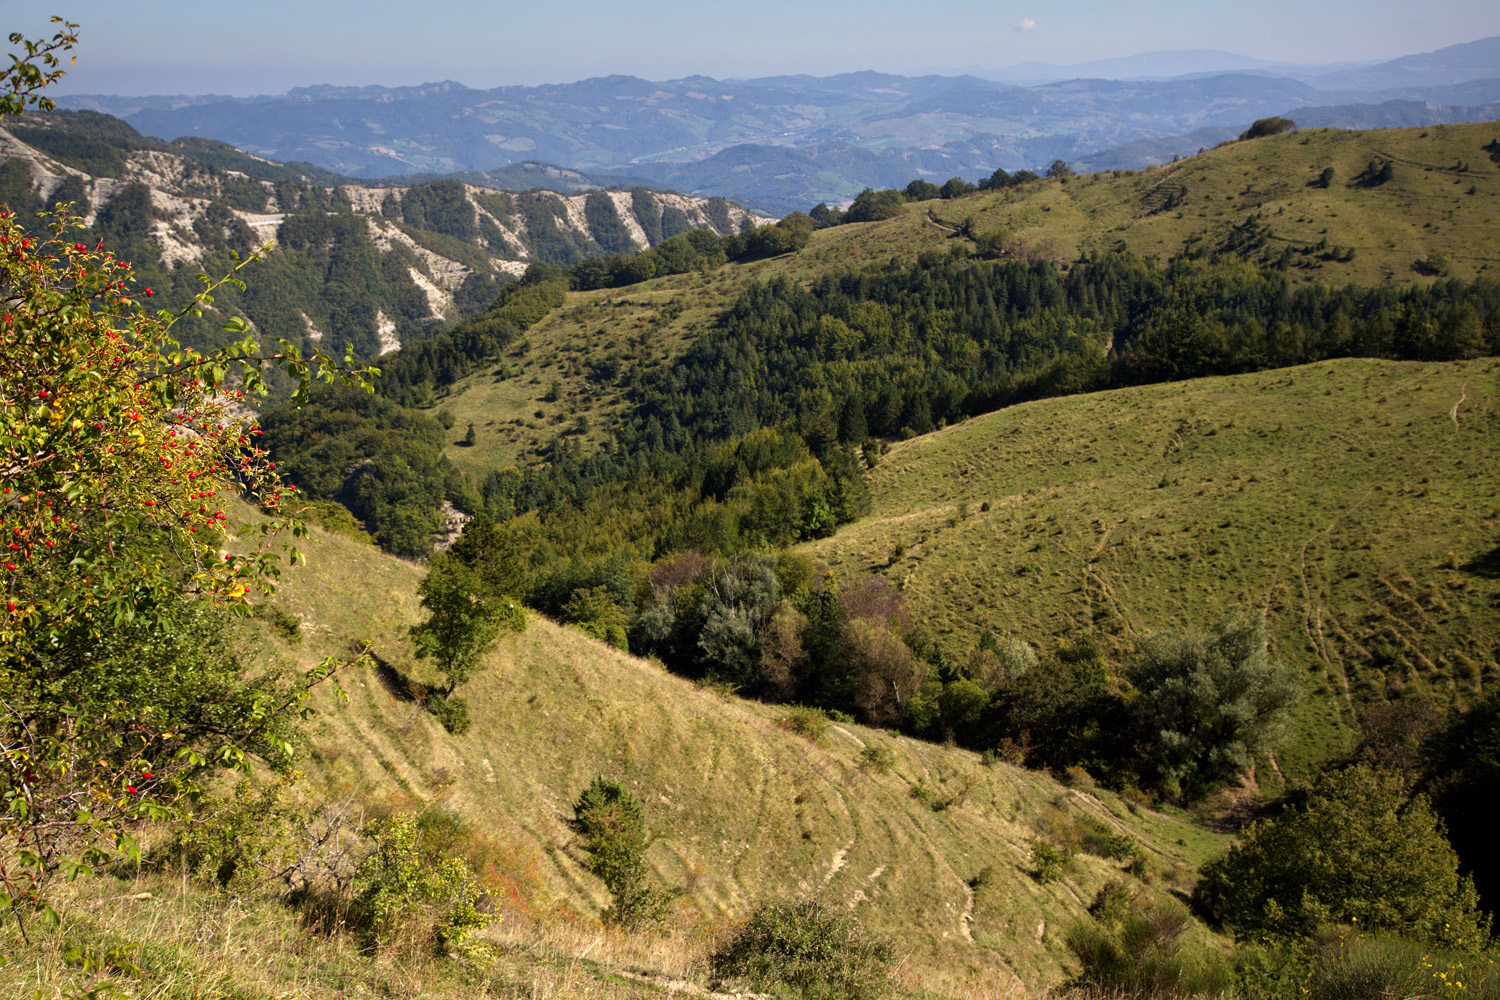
(804, 357, 1500, 783)
(18, 505, 1213, 999)
(433, 122, 1500, 475)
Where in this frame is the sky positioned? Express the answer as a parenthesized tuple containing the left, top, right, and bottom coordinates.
(17, 0, 1500, 96)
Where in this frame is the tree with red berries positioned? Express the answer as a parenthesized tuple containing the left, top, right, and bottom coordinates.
(0, 20, 376, 941)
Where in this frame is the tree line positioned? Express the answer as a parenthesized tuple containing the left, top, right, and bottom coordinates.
(809, 163, 1064, 227)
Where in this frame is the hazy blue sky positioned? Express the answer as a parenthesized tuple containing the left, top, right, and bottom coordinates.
(18, 1, 1500, 95)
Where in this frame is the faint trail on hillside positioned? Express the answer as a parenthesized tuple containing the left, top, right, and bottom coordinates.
(959, 881, 976, 944)
(823, 842, 852, 885)
(1451, 383, 1469, 432)
(1298, 518, 1354, 711)
(619, 970, 773, 1000)
(925, 209, 960, 234)
(1080, 521, 1137, 639)
(896, 786, 978, 944)
(1268, 751, 1286, 787)
(829, 725, 866, 748)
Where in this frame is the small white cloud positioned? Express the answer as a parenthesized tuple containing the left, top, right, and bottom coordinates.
(1014, 17, 1038, 31)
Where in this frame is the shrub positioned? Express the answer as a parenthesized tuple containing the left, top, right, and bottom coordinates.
(910, 779, 945, 811)
(1066, 892, 1230, 998)
(1414, 249, 1451, 277)
(561, 584, 630, 650)
(1303, 925, 1500, 1000)
(430, 694, 472, 735)
(983, 739, 1028, 767)
(1081, 823, 1137, 861)
(351, 814, 492, 957)
(1196, 764, 1488, 945)
(168, 775, 343, 897)
(779, 705, 831, 744)
(1241, 116, 1296, 140)
(1031, 839, 1072, 883)
(859, 742, 896, 774)
(1062, 765, 1097, 789)
(711, 899, 898, 1000)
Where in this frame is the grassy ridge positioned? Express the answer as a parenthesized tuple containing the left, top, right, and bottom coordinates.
(433, 122, 1500, 475)
(235, 509, 1224, 994)
(930, 122, 1500, 287)
(804, 357, 1500, 781)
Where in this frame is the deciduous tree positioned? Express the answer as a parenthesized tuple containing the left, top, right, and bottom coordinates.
(1, 23, 375, 939)
(1128, 615, 1300, 799)
(409, 556, 525, 696)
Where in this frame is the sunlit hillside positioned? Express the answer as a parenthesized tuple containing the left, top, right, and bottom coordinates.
(804, 357, 1500, 780)
(432, 122, 1500, 475)
(246, 514, 1225, 995)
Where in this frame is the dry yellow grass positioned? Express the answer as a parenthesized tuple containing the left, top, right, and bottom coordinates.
(220, 510, 1225, 996)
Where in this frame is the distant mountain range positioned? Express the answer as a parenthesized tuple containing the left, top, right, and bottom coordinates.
(56, 36, 1500, 214)
(960, 49, 1366, 86)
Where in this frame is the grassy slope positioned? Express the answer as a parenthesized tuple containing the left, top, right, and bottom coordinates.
(439, 248, 830, 474)
(804, 357, 1500, 782)
(931, 122, 1500, 288)
(10, 363, 1492, 998)
(434, 122, 1500, 473)
(235, 514, 1223, 996)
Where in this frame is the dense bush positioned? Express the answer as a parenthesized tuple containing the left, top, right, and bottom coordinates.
(351, 814, 492, 956)
(711, 899, 898, 1000)
(1067, 885, 1230, 998)
(1240, 116, 1296, 140)
(1196, 764, 1489, 945)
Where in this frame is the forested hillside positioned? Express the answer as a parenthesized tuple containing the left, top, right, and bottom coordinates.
(249, 121, 1500, 820)
(258, 117, 1500, 553)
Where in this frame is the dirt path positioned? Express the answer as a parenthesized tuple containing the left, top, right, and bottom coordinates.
(1451, 382, 1469, 431)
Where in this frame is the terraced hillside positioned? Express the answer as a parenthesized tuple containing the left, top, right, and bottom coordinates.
(242, 512, 1224, 996)
(805, 357, 1500, 779)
